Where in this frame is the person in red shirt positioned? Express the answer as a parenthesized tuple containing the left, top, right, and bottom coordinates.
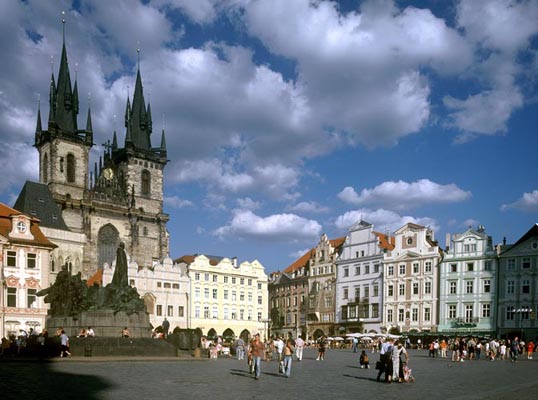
(527, 341, 535, 360)
(248, 333, 265, 380)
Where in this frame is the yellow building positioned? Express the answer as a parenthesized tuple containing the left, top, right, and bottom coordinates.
(175, 254, 269, 342)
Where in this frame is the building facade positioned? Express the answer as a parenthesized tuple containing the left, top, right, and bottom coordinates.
(382, 223, 442, 333)
(0, 202, 56, 338)
(497, 224, 538, 341)
(306, 234, 345, 339)
(438, 226, 498, 335)
(175, 255, 269, 342)
(101, 256, 190, 333)
(336, 221, 391, 334)
(16, 29, 169, 279)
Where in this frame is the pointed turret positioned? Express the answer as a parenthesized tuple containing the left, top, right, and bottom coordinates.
(124, 97, 131, 128)
(48, 73, 56, 125)
(160, 128, 167, 158)
(128, 68, 151, 150)
(112, 131, 118, 149)
(73, 78, 79, 115)
(36, 101, 43, 133)
(86, 106, 93, 132)
(54, 42, 78, 132)
(146, 102, 152, 134)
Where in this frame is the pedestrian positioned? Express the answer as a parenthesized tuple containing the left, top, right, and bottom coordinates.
(510, 337, 519, 363)
(352, 336, 358, 353)
(360, 350, 370, 368)
(527, 341, 534, 359)
(295, 335, 304, 361)
(283, 338, 294, 377)
(377, 338, 393, 383)
(236, 337, 245, 361)
(392, 341, 408, 383)
(248, 333, 265, 380)
(59, 329, 70, 357)
(122, 327, 131, 338)
(86, 326, 95, 337)
(162, 317, 170, 338)
(316, 336, 327, 360)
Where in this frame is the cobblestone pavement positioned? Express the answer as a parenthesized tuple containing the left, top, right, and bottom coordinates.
(2, 349, 538, 399)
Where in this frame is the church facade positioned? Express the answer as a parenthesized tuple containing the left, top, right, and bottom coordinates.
(16, 33, 169, 278)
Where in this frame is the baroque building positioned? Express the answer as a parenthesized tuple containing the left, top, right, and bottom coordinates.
(382, 223, 442, 333)
(497, 224, 538, 341)
(438, 226, 498, 335)
(175, 255, 269, 343)
(0, 202, 56, 337)
(16, 29, 169, 278)
(336, 221, 392, 334)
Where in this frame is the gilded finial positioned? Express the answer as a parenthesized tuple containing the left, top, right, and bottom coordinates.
(137, 41, 141, 70)
(61, 11, 66, 43)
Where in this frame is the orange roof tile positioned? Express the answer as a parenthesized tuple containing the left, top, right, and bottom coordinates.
(373, 231, 395, 251)
(0, 202, 56, 249)
(87, 268, 103, 287)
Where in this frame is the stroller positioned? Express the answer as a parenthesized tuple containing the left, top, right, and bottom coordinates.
(403, 363, 415, 383)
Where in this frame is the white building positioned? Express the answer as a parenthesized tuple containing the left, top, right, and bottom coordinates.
(336, 221, 391, 334)
(101, 255, 190, 332)
(175, 254, 269, 342)
(382, 223, 442, 333)
(439, 226, 498, 335)
(0, 202, 56, 338)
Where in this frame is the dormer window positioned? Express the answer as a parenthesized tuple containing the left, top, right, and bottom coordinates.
(16, 221, 27, 234)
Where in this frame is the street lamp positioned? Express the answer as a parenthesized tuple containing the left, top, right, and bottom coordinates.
(515, 307, 531, 340)
(259, 318, 271, 341)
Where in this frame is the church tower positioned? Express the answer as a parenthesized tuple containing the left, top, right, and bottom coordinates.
(32, 21, 169, 277)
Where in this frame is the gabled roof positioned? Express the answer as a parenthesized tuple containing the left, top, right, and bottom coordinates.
(284, 248, 315, 274)
(500, 223, 538, 256)
(373, 231, 395, 251)
(330, 236, 346, 251)
(13, 181, 68, 230)
(173, 254, 221, 266)
(0, 202, 56, 248)
(395, 222, 426, 233)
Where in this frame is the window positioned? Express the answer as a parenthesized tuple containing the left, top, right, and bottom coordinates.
(240, 309, 245, 320)
(399, 284, 405, 296)
(178, 306, 184, 317)
(354, 287, 360, 300)
(258, 295, 263, 305)
(141, 170, 150, 195)
(172, 283, 180, 289)
(258, 283, 262, 290)
(224, 276, 229, 284)
(204, 273, 209, 281)
(424, 307, 431, 321)
(464, 244, 476, 252)
(212, 306, 218, 319)
(27, 288, 37, 308)
(223, 308, 228, 319)
(451, 264, 457, 273)
(425, 261, 432, 273)
(213, 289, 218, 299)
(348, 306, 356, 318)
(156, 305, 163, 316)
(194, 287, 200, 298)
(27, 253, 37, 269)
(195, 273, 200, 281)
(232, 291, 237, 301)
(506, 281, 515, 294)
(388, 265, 394, 276)
(258, 312, 262, 321)
(163, 282, 171, 289)
(484, 261, 492, 271)
(248, 309, 252, 321)
(406, 237, 413, 245)
(130, 279, 135, 286)
(412, 282, 419, 295)
(168, 305, 173, 317)
(343, 268, 349, 278)
(240, 292, 245, 301)
(413, 263, 419, 273)
(194, 306, 200, 318)
(507, 259, 515, 270)
(324, 297, 332, 308)
(248, 292, 253, 302)
(522, 280, 530, 294)
(213, 274, 218, 282)
(7, 250, 16, 267)
(398, 309, 404, 322)
(204, 288, 209, 299)
(506, 306, 514, 321)
(483, 280, 491, 293)
(399, 264, 405, 275)
(374, 264, 380, 273)
(232, 277, 236, 284)
(412, 308, 418, 321)
(466, 281, 474, 294)
(373, 285, 379, 297)
(223, 290, 229, 300)
(449, 281, 457, 294)
(448, 304, 457, 319)
(248, 279, 252, 285)
(465, 305, 473, 323)
(364, 286, 370, 298)
(240, 278, 245, 285)
(467, 262, 474, 272)
(482, 303, 491, 318)
(364, 265, 370, 274)
(43, 153, 49, 183)
(523, 258, 531, 269)
(66, 153, 76, 183)
(204, 306, 210, 318)
(388, 285, 394, 297)
(156, 281, 162, 288)
(372, 303, 379, 318)
(355, 266, 360, 275)
(343, 287, 349, 299)
(387, 309, 393, 322)
(424, 282, 432, 294)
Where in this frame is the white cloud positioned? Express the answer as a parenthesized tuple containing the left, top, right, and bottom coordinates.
(286, 201, 329, 214)
(463, 219, 480, 229)
(501, 190, 538, 212)
(289, 248, 311, 260)
(214, 209, 322, 241)
(164, 196, 193, 208)
(236, 197, 261, 210)
(337, 179, 471, 210)
(334, 208, 439, 234)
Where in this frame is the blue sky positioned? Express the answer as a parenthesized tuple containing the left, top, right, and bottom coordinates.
(0, 0, 537, 272)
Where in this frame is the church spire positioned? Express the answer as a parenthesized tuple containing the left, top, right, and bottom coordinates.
(36, 97, 43, 134)
(86, 105, 93, 132)
(48, 73, 56, 125)
(160, 128, 167, 158)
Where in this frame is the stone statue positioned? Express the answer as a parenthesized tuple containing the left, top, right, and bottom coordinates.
(38, 243, 145, 316)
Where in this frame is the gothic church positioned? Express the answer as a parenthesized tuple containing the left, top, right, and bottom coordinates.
(15, 31, 169, 278)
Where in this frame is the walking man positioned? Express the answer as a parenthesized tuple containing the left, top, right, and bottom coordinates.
(295, 336, 305, 361)
(162, 317, 170, 338)
(249, 333, 265, 380)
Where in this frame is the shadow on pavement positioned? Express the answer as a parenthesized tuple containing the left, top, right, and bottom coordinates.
(343, 373, 378, 382)
(0, 360, 112, 399)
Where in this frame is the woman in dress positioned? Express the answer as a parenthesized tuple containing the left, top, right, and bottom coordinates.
(391, 341, 408, 383)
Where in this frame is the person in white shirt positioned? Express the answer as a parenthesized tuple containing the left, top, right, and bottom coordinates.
(295, 336, 305, 361)
(86, 327, 95, 337)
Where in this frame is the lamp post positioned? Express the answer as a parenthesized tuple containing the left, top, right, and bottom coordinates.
(515, 307, 530, 340)
(259, 318, 271, 341)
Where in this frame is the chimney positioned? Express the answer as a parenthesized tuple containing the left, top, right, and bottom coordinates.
(503, 237, 506, 246)
(445, 233, 451, 251)
(232, 257, 238, 267)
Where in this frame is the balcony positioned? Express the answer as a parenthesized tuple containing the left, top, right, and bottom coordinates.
(452, 317, 479, 327)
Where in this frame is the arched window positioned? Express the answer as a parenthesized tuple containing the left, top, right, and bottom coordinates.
(66, 153, 76, 183)
(43, 153, 49, 183)
(141, 170, 150, 196)
(98, 224, 120, 268)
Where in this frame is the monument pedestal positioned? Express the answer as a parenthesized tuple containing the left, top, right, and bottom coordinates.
(46, 309, 151, 338)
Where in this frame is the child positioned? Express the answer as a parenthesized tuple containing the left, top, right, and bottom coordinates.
(360, 350, 370, 368)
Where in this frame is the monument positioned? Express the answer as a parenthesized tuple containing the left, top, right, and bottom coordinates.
(38, 243, 151, 338)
